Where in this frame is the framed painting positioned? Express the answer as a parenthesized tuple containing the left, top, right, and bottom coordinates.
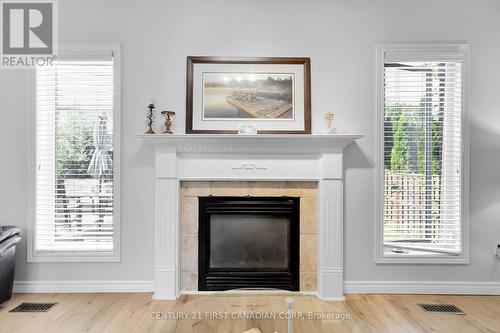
(186, 57, 311, 134)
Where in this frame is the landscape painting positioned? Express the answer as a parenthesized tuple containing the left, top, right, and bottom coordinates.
(186, 57, 311, 134)
(202, 73, 294, 120)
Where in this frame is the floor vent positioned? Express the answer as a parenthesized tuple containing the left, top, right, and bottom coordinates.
(9, 302, 58, 313)
(418, 303, 465, 315)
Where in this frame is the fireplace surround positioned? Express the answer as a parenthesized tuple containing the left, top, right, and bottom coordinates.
(180, 181, 318, 292)
(139, 134, 362, 300)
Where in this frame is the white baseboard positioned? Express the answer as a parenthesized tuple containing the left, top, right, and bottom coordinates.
(13, 280, 500, 296)
(13, 280, 154, 293)
(344, 281, 500, 295)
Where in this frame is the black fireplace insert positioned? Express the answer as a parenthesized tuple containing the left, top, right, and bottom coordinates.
(198, 196, 300, 291)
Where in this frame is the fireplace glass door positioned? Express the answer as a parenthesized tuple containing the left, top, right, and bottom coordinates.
(210, 214, 289, 270)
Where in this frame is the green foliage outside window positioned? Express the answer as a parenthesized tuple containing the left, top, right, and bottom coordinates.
(56, 118, 94, 179)
(386, 105, 442, 176)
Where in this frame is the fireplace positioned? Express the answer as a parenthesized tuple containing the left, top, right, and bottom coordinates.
(198, 196, 300, 291)
(141, 134, 362, 299)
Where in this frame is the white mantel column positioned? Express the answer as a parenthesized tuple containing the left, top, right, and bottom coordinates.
(153, 147, 179, 299)
(318, 149, 345, 300)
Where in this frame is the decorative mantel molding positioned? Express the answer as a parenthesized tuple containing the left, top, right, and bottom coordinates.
(231, 162, 268, 170)
(137, 134, 363, 153)
(138, 133, 363, 300)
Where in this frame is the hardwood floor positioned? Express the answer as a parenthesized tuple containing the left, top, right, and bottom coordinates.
(0, 293, 499, 333)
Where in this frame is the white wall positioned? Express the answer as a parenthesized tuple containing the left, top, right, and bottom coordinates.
(1, 0, 499, 285)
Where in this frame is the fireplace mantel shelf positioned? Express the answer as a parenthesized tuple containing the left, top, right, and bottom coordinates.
(137, 134, 363, 152)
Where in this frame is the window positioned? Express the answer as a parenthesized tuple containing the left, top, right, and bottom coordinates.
(28, 44, 120, 262)
(376, 44, 469, 263)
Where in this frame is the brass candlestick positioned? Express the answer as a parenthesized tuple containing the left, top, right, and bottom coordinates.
(161, 111, 176, 134)
(145, 104, 155, 134)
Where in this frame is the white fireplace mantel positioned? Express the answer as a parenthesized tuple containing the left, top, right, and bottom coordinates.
(138, 134, 363, 300)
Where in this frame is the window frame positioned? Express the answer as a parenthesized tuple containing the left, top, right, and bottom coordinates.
(375, 43, 470, 264)
(27, 43, 121, 262)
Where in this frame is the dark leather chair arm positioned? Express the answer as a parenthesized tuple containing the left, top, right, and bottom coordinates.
(0, 226, 22, 257)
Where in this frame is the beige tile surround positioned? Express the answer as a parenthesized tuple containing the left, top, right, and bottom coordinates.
(180, 181, 318, 292)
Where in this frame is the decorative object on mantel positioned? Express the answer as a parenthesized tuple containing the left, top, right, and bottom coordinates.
(324, 112, 336, 134)
(186, 56, 311, 134)
(145, 99, 156, 134)
(161, 110, 176, 134)
(237, 123, 258, 135)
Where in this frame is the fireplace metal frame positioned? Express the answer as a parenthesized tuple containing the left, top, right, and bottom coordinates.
(198, 196, 300, 291)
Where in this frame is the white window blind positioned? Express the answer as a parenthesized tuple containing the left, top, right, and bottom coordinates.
(35, 49, 116, 254)
(382, 50, 464, 256)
